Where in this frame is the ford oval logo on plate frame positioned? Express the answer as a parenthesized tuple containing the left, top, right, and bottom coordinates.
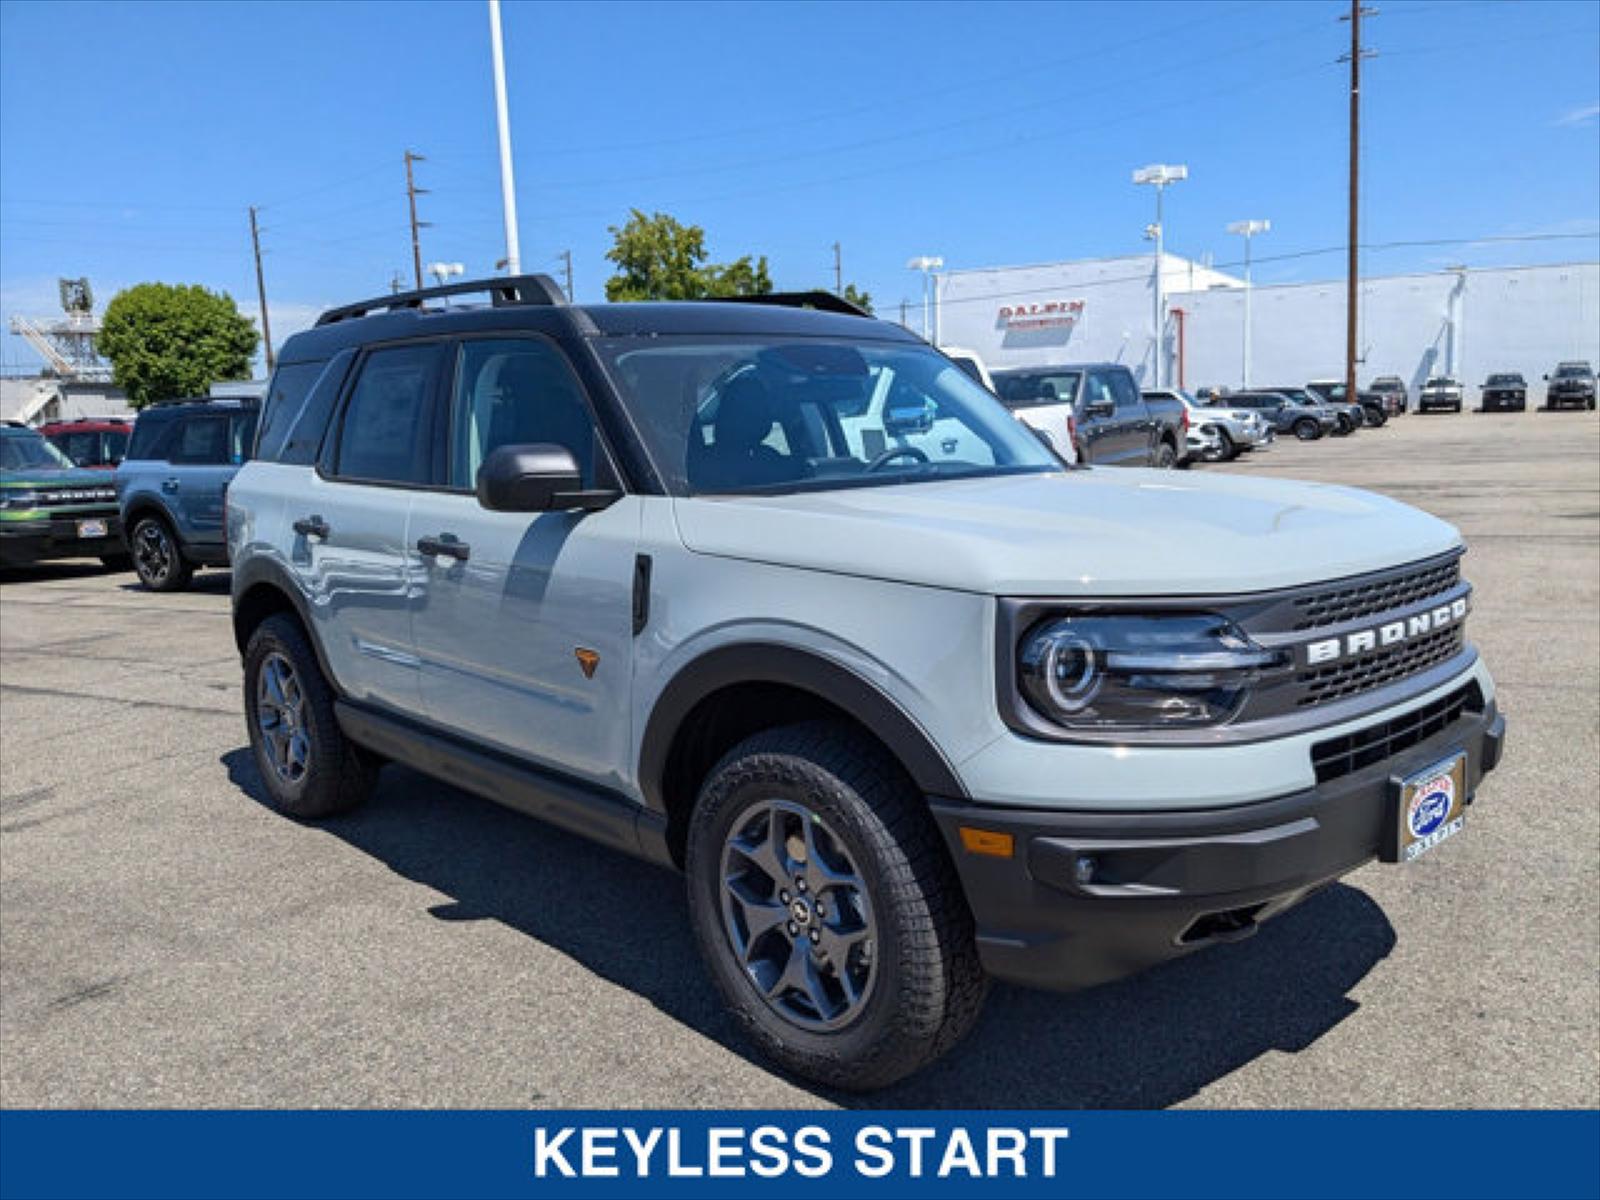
(1388, 751, 1468, 863)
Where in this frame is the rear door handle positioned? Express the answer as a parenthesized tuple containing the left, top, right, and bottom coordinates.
(417, 534, 470, 562)
(293, 515, 330, 539)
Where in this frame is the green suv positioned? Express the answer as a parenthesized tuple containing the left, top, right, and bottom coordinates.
(0, 424, 126, 569)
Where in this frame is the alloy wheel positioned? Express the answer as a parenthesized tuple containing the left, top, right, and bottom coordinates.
(134, 521, 172, 586)
(719, 799, 878, 1031)
(255, 651, 311, 785)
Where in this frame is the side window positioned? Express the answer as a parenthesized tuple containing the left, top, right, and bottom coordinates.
(254, 361, 326, 462)
(104, 429, 129, 464)
(1082, 373, 1115, 413)
(125, 415, 173, 461)
(1109, 371, 1142, 412)
(170, 416, 232, 465)
(335, 343, 445, 485)
(230, 410, 259, 464)
(448, 338, 596, 490)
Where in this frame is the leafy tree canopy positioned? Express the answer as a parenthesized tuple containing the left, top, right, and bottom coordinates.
(841, 283, 873, 314)
(99, 283, 259, 408)
(604, 210, 773, 301)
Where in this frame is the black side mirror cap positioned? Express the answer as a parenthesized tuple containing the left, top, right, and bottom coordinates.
(476, 444, 620, 513)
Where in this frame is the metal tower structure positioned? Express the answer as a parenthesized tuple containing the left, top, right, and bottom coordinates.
(8, 278, 113, 381)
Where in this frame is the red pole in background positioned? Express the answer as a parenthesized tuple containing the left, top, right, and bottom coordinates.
(1171, 308, 1187, 390)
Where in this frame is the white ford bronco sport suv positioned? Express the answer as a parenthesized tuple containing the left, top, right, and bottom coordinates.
(228, 277, 1505, 1089)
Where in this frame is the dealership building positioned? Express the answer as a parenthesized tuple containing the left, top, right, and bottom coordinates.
(932, 255, 1600, 395)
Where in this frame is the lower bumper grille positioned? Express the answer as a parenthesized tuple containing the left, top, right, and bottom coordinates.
(1311, 681, 1484, 783)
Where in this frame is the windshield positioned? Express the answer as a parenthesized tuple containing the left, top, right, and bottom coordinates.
(1556, 364, 1591, 378)
(1426, 378, 1458, 387)
(1487, 374, 1521, 385)
(596, 337, 1060, 497)
(991, 369, 1082, 411)
(1, 431, 75, 472)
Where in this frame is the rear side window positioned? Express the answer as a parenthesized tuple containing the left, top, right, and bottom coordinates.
(334, 343, 445, 485)
(255, 361, 327, 462)
(171, 415, 232, 465)
(126, 414, 175, 461)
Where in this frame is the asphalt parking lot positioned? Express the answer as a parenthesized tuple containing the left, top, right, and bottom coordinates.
(1, 411, 1596, 1110)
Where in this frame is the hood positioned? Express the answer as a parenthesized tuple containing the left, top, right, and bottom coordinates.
(672, 470, 1462, 597)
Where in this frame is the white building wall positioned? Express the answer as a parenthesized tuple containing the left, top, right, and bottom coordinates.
(936, 256, 1599, 396)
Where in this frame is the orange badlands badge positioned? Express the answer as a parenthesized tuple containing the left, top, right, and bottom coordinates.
(573, 648, 600, 679)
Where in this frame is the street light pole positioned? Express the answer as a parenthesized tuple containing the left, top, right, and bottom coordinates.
(1228, 219, 1270, 388)
(487, 0, 522, 275)
(1133, 164, 1187, 387)
(906, 255, 944, 341)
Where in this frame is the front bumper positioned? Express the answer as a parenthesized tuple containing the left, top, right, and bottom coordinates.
(0, 513, 124, 564)
(930, 693, 1504, 992)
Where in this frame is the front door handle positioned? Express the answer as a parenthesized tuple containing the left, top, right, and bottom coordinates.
(292, 515, 330, 539)
(417, 534, 470, 562)
(161, 478, 180, 493)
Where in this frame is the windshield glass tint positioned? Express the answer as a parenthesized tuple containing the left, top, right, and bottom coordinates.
(992, 370, 1081, 411)
(596, 337, 1060, 496)
(1, 432, 74, 472)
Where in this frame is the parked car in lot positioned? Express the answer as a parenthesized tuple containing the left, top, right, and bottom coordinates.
(38, 417, 133, 469)
(938, 345, 994, 392)
(1144, 388, 1272, 462)
(1418, 376, 1465, 413)
(116, 397, 259, 591)
(226, 275, 1505, 1090)
(1369, 375, 1408, 415)
(1544, 361, 1596, 411)
(1480, 373, 1528, 413)
(992, 363, 1184, 467)
(1235, 389, 1339, 440)
(0, 423, 125, 569)
(1305, 380, 1385, 428)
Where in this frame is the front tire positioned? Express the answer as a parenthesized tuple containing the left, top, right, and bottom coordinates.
(1152, 440, 1177, 469)
(686, 722, 987, 1090)
(130, 515, 193, 592)
(243, 614, 376, 819)
(1293, 418, 1320, 441)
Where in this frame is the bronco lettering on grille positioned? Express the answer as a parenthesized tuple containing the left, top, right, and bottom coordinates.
(1304, 596, 1469, 666)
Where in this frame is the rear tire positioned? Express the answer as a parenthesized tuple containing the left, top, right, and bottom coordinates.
(1153, 441, 1177, 469)
(686, 721, 987, 1091)
(243, 614, 376, 819)
(130, 515, 193, 592)
(1293, 418, 1320, 441)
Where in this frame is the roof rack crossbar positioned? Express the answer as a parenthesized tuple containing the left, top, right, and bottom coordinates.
(315, 273, 569, 327)
(696, 291, 872, 318)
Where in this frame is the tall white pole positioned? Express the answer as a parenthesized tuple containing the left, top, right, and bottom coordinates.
(922, 272, 931, 340)
(1152, 186, 1165, 387)
(488, 0, 522, 277)
(1242, 233, 1253, 389)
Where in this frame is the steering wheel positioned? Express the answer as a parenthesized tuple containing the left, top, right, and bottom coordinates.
(866, 446, 930, 472)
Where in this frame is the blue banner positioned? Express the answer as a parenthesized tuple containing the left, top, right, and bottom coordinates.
(2, 1110, 1596, 1199)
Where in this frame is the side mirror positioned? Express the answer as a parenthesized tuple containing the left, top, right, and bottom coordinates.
(476, 444, 619, 513)
(1085, 399, 1115, 419)
(884, 397, 935, 435)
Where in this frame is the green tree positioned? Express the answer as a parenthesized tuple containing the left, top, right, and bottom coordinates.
(604, 209, 773, 301)
(841, 283, 873, 314)
(98, 283, 259, 408)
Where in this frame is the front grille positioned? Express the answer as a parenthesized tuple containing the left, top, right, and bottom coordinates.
(1311, 682, 1483, 783)
(36, 487, 117, 506)
(1292, 557, 1460, 630)
(1297, 625, 1464, 706)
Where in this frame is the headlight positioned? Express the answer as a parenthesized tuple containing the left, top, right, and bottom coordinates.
(1018, 615, 1289, 729)
(0, 490, 41, 511)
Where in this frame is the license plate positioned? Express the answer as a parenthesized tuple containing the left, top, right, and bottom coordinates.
(76, 519, 108, 539)
(1391, 751, 1468, 863)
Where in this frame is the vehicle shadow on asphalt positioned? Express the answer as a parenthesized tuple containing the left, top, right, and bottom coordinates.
(222, 750, 1396, 1110)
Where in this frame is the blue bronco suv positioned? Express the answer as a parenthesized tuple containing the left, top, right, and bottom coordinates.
(117, 397, 259, 590)
(227, 276, 1505, 1089)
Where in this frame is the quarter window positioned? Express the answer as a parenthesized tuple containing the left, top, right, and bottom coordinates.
(335, 344, 445, 485)
(171, 416, 232, 464)
(448, 338, 597, 490)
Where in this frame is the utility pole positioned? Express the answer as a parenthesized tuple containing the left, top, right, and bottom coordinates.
(404, 150, 430, 290)
(832, 241, 843, 294)
(247, 207, 274, 372)
(558, 250, 574, 300)
(248, 206, 274, 372)
(389, 272, 405, 295)
(1340, 3, 1375, 403)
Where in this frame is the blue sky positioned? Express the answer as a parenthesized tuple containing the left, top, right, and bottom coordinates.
(1, 0, 1596, 371)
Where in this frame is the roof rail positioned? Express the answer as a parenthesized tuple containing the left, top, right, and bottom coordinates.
(315, 273, 569, 327)
(698, 291, 873, 318)
(144, 395, 257, 408)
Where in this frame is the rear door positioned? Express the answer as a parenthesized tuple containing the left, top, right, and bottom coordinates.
(407, 335, 641, 786)
(296, 341, 450, 715)
(164, 413, 236, 550)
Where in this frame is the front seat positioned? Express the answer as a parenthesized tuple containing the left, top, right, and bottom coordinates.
(695, 374, 793, 491)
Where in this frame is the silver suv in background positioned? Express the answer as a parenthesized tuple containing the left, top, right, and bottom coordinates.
(226, 276, 1504, 1090)
(1418, 376, 1466, 413)
(1143, 388, 1272, 462)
